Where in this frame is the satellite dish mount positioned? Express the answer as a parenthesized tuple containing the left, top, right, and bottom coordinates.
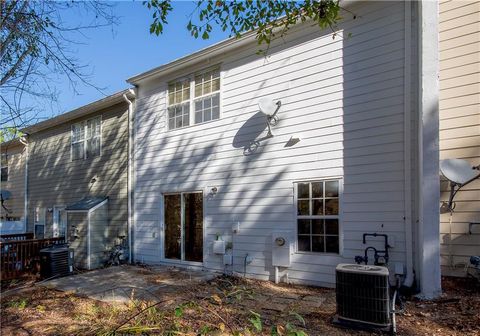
(258, 98, 281, 138)
(440, 159, 480, 212)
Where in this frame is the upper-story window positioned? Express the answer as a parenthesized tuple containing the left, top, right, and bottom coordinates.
(71, 116, 101, 160)
(1, 154, 8, 182)
(167, 67, 220, 130)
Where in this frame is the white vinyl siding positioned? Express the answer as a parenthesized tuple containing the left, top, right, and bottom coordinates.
(134, 1, 414, 287)
(439, 0, 480, 276)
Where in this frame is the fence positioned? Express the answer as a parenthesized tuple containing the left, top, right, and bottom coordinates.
(0, 236, 66, 280)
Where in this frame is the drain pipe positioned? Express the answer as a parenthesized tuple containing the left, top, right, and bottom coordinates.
(19, 135, 29, 233)
(402, 1, 414, 288)
(123, 89, 135, 264)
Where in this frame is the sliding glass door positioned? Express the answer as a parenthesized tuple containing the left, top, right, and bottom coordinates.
(164, 192, 203, 262)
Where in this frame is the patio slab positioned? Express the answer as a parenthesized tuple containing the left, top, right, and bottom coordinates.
(39, 264, 218, 303)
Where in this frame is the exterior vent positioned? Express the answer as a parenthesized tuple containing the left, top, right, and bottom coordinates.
(335, 263, 390, 328)
(40, 245, 74, 279)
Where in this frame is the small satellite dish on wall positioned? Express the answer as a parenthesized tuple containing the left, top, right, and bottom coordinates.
(440, 159, 480, 212)
(258, 98, 281, 138)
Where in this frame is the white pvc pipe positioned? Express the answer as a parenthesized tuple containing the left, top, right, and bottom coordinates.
(123, 89, 135, 264)
(274, 266, 279, 284)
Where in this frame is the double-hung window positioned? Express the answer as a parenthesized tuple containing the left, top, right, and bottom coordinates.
(71, 116, 101, 160)
(167, 67, 220, 130)
(1, 154, 8, 182)
(296, 180, 341, 254)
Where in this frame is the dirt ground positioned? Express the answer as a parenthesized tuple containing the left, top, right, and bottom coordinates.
(1, 269, 479, 336)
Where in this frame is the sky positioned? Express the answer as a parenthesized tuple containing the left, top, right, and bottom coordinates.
(45, 1, 231, 118)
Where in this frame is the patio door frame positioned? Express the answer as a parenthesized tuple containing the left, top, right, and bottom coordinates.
(161, 190, 205, 266)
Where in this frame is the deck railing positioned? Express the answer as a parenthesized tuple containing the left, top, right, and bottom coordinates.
(0, 233, 34, 241)
(0, 237, 66, 280)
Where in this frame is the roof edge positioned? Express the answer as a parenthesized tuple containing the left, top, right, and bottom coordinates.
(126, 0, 361, 85)
(127, 30, 257, 84)
(21, 89, 135, 135)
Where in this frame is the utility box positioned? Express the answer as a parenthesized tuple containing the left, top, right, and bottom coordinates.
(223, 254, 233, 265)
(213, 240, 226, 254)
(272, 231, 292, 267)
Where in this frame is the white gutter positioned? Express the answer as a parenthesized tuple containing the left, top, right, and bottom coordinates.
(123, 89, 135, 264)
(403, 1, 414, 288)
(19, 135, 28, 233)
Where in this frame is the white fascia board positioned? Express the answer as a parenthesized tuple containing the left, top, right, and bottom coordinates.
(87, 198, 109, 215)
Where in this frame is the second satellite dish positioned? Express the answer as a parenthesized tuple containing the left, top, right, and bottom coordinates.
(440, 159, 479, 185)
(440, 158, 480, 212)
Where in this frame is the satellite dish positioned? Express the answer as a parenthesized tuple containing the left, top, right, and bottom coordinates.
(439, 159, 480, 212)
(440, 159, 478, 185)
(258, 98, 277, 115)
(258, 98, 281, 138)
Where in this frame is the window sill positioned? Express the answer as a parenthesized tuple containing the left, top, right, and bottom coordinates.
(166, 117, 221, 133)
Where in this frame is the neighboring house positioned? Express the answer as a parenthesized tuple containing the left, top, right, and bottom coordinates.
(439, 1, 480, 276)
(128, 1, 441, 297)
(21, 89, 135, 269)
(0, 138, 26, 234)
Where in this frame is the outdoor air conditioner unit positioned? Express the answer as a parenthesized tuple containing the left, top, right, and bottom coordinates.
(335, 263, 391, 329)
(40, 244, 74, 279)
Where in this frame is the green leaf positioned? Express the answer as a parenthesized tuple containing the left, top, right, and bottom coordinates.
(174, 306, 183, 318)
(249, 310, 262, 332)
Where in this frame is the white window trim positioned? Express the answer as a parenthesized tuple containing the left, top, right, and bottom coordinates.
(161, 190, 205, 265)
(34, 207, 46, 238)
(70, 115, 103, 161)
(293, 178, 344, 256)
(52, 205, 67, 238)
(166, 65, 222, 131)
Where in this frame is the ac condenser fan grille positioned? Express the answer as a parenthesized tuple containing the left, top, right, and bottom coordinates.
(336, 265, 390, 327)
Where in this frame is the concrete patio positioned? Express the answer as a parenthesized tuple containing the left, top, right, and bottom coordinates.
(40, 265, 218, 303)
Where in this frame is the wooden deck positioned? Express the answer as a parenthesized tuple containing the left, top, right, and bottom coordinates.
(0, 234, 66, 280)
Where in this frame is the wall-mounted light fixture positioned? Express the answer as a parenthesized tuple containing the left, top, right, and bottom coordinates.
(211, 186, 218, 194)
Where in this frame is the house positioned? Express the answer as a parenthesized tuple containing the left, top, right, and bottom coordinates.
(128, 1, 442, 298)
(20, 89, 135, 269)
(0, 138, 26, 234)
(439, 1, 480, 276)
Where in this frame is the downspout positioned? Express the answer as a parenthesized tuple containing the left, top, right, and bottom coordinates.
(19, 135, 29, 233)
(403, 1, 414, 288)
(123, 89, 135, 264)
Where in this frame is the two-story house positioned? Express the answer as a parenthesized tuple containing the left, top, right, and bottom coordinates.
(21, 89, 135, 269)
(127, 1, 442, 297)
